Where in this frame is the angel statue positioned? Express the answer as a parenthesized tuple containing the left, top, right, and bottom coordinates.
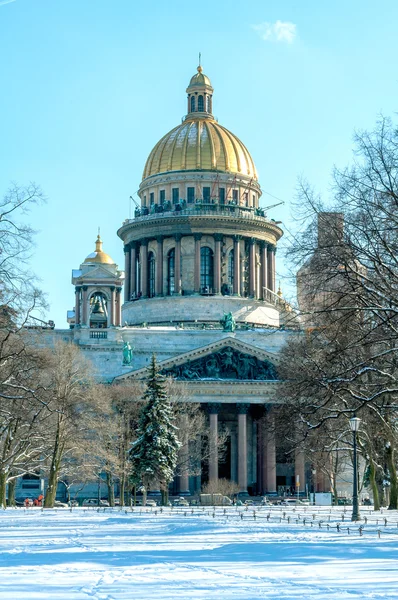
(220, 311, 236, 332)
(122, 341, 133, 365)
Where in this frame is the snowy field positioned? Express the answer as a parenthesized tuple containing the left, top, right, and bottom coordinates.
(0, 506, 398, 599)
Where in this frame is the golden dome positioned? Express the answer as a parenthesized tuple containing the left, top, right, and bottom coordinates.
(84, 235, 115, 265)
(143, 118, 258, 180)
(188, 65, 213, 89)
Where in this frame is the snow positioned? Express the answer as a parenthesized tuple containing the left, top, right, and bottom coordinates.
(0, 506, 397, 599)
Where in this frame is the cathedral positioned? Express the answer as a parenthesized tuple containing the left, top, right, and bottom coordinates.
(44, 64, 328, 497)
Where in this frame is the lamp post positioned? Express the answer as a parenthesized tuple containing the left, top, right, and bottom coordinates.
(311, 468, 317, 505)
(349, 416, 361, 521)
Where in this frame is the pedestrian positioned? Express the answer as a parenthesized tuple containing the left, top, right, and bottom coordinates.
(33, 498, 38, 506)
(37, 494, 44, 506)
(24, 498, 30, 508)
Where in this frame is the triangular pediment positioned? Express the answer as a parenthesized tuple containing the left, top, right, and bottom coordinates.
(78, 265, 118, 280)
(114, 337, 279, 382)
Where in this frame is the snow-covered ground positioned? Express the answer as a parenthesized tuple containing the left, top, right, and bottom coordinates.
(0, 505, 397, 599)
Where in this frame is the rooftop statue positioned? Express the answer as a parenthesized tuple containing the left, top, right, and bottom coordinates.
(221, 311, 236, 333)
(122, 341, 133, 366)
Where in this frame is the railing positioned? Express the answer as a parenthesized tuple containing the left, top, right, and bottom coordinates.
(125, 202, 277, 225)
(90, 330, 108, 339)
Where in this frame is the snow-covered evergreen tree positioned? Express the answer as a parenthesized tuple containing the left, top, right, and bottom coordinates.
(130, 354, 180, 505)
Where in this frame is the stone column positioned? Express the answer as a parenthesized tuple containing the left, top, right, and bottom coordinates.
(130, 243, 137, 299)
(208, 403, 220, 483)
(260, 242, 268, 299)
(214, 234, 222, 294)
(249, 238, 256, 298)
(265, 407, 277, 493)
(123, 245, 131, 302)
(267, 245, 275, 293)
(74, 287, 80, 325)
(233, 236, 241, 296)
(257, 416, 266, 495)
(295, 449, 306, 494)
(156, 236, 163, 296)
(194, 234, 202, 293)
(141, 239, 148, 298)
(237, 403, 250, 494)
(175, 234, 182, 294)
(230, 426, 238, 482)
(115, 287, 122, 326)
(178, 415, 190, 495)
(110, 286, 116, 326)
(81, 286, 88, 326)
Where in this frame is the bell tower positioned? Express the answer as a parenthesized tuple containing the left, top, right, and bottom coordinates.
(68, 235, 124, 329)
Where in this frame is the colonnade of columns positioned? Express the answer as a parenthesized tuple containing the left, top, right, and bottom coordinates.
(74, 285, 122, 327)
(123, 234, 277, 301)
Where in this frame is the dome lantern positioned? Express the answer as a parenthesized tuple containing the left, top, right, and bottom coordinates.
(186, 64, 214, 118)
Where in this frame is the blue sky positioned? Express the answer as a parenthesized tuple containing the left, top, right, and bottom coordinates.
(1, 0, 398, 327)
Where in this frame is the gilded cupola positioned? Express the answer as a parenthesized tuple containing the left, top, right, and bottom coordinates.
(83, 235, 115, 265)
(142, 65, 258, 181)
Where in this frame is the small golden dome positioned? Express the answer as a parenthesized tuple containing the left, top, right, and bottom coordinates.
(188, 65, 212, 89)
(84, 235, 115, 265)
(143, 118, 258, 180)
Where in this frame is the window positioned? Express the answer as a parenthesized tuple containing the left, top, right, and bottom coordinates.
(228, 249, 234, 290)
(232, 189, 238, 204)
(187, 187, 195, 203)
(148, 252, 155, 298)
(200, 246, 214, 292)
(206, 95, 210, 112)
(219, 188, 225, 204)
(172, 188, 179, 204)
(198, 95, 204, 111)
(203, 187, 210, 202)
(252, 194, 256, 207)
(190, 96, 195, 112)
(149, 192, 154, 205)
(159, 190, 165, 205)
(244, 192, 249, 207)
(143, 195, 147, 206)
(167, 248, 175, 295)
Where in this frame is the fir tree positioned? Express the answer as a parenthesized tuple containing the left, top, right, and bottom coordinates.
(130, 354, 180, 505)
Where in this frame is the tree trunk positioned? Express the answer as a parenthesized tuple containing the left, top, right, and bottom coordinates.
(7, 477, 16, 507)
(119, 474, 125, 507)
(368, 457, 380, 511)
(106, 472, 115, 506)
(386, 443, 398, 510)
(44, 420, 63, 508)
(0, 470, 7, 509)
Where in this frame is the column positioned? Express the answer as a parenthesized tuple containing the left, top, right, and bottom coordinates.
(208, 403, 220, 483)
(194, 234, 202, 293)
(249, 238, 256, 298)
(267, 245, 275, 293)
(141, 240, 148, 298)
(178, 416, 190, 495)
(74, 287, 80, 325)
(265, 407, 277, 493)
(130, 243, 137, 299)
(257, 415, 266, 495)
(260, 242, 268, 299)
(233, 236, 241, 295)
(295, 449, 306, 494)
(115, 287, 122, 326)
(175, 234, 182, 294)
(237, 403, 250, 494)
(123, 245, 131, 302)
(230, 426, 238, 482)
(214, 234, 222, 294)
(110, 286, 116, 326)
(156, 236, 163, 296)
(82, 286, 88, 326)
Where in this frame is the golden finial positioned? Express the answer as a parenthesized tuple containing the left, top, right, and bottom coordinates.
(95, 233, 103, 253)
(197, 52, 202, 73)
(277, 281, 283, 298)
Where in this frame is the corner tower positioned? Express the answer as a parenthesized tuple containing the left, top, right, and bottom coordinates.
(118, 65, 284, 327)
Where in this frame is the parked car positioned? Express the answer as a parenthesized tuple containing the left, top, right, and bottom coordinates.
(146, 499, 157, 507)
(54, 501, 68, 508)
(173, 497, 189, 507)
(281, 499, 298, 506)
(82, 499, 110, 507)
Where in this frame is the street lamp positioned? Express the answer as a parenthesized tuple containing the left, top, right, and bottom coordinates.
(349, 416, 361, 521)
(311, 468, 317, 505)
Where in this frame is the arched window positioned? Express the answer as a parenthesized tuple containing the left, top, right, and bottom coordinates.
(206, 95, 210, 112)
(190, 96, 195, 112)
(148, 252, 155, 298)
(198, 95, 204, 112)
(200, 246, 213, 293)
(228, 250, 234, 292)
(167, 248, 175, 295)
